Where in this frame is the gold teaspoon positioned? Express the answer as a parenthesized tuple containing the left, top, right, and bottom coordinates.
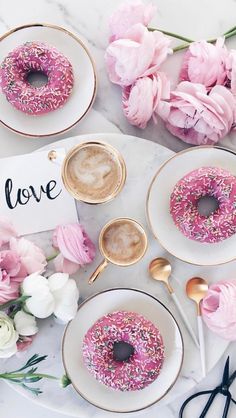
(149, 258, 199, 348)
(186, 277, 209, 377)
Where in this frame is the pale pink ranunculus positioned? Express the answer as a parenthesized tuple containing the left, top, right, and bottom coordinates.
(0, 218, 17, 248)
(105, 23, 172, 87)
(17, 335, 34, 352)
(52, 223, 95, 274)
(180, 38, 228, 89)
(165, 81, 235, 145)
(9, 237, 46, 275)
(226, 50, 236, 95)
(122, 72, 170, 128)
(0, 250, 26, 304)
(109, 1, 156, 42)
(201, 279, 236, 341)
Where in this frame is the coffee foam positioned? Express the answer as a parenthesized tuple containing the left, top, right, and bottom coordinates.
(102, 220, 146, 264)
(67, 145, 122, 200)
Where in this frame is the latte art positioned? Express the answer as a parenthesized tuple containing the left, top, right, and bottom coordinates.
(102, 220, 146, 264)
(67, 144, 123, 201)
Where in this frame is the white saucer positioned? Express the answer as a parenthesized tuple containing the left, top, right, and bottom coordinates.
(147, 146, 236, 266)
(0, 23, 97, 137)
(62, 288, 183, 413)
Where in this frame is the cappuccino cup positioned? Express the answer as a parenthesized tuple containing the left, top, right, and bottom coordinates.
(88, 217, 148, 284)
(48, 141, 126, 204)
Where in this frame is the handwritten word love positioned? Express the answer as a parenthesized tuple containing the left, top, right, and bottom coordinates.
(5, 179, 62, 210)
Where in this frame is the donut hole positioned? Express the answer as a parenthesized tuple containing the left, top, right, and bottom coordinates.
(197, 195, 219, 217)
(26, 71, 48, 88)
(113, 341, 134, 362)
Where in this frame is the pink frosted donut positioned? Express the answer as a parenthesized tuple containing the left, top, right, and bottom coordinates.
(0, 41, 74, 115)
(170, 167, 236, 243)
(82, 311, 164, 391)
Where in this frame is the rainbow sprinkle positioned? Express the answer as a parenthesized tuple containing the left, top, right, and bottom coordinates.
(82, 311, 165, 391)
(0, 41, 74, 115)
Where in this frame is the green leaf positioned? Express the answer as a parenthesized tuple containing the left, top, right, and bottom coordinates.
(60, 374, 71, 388)
(23, 376, 43, 383)
(14, 354, 47, 372)
(0, 353, 58, 396)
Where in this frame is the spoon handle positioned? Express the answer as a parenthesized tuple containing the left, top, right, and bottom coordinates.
(197, 315, 206, 378)
(171, 292, 199, 348)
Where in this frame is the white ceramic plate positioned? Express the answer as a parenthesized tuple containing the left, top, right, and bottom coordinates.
(147, 146, 236, 266)
(0, 23, 97, 137)
(62, 287, 183, 413)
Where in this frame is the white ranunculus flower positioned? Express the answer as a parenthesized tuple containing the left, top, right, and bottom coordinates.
(14, 310, 38, 336)
(0, 312, 18, 358)
(48, 273, 79, 323)
(22, 273, 55, 319)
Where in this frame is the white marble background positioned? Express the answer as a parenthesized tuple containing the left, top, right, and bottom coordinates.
(1, 0, 236, 417)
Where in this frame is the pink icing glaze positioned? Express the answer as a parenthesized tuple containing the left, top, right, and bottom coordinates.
(0, 41, 74, 115)
(170, 167, 236, 243)
(82, 310, 165, 391)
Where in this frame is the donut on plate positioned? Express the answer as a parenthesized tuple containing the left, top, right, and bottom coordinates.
(0, 41, 74, 115)
(82, 310, 165, 391)
(170, 166, 236, 243)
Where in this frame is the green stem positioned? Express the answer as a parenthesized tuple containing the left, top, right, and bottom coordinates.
(0, 295, 30, 311)
(46, 252, 59, 262)
(173, 28, 236, 52)
(0, 373, 58, 380)
(223, 26, 236, 35)
(148, 26, 194, 43)
(208, 28, 236, 44)
(173, 43, 190, 52)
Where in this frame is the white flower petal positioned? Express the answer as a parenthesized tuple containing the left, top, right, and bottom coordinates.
(14, 310, 38, 336)
(48, 273, 69, 292)
(26, 292, 55, 319)
(0, 312, 18, 358)
(22, 273, 49, 296)
(53, 279, 79, 322)
(0, 342, 18, 358)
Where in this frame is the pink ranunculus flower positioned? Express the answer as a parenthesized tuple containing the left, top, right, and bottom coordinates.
(0, 250, 26, 304)
(180, 38, 228, 89)
(226, 50, 236, 96)
(52, 223, 96, 274)
(9, 237, 47, 275)
(109, 1, 156, 42)
(122, 72, 170, 128)
(201, 280, 236, 341)
(165, 81, 235, 145)
(105, 23, 172, 87)
(17, 335, 34, 352)
(0, 218, 17, 247)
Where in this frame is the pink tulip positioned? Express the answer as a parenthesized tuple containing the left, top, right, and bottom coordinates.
(109, 1, 156, 42)
(201, 280, 236, 341)
(105, 23, 172, 87)
(53, 223, 95, 274)
(180, 38, 228, 89)
(122, 72, 170, 128)
(165, 81, 235, 145)
(0, 250, 25, 304)
(0, 218, 17, 248)
(10, 237, 47, 275)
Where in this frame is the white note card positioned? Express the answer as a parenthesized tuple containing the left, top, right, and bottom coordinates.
(0, 148, 78, 235)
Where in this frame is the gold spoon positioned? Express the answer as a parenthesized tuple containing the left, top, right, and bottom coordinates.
(186, 277, 209, 377)
(149, 258, 199, 348)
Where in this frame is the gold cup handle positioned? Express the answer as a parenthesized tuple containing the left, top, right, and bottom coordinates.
(88, 259, 109, 284)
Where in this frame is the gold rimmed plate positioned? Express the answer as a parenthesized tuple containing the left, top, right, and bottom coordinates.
(62, 288, 183, 413)
(0, 23, 97, 137)
(147, 146, 236, 266)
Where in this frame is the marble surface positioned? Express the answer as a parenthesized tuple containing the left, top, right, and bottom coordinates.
(0, 0, 236, 417)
